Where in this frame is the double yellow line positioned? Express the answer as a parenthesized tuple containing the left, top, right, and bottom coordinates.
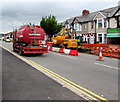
(29, 60, 109, 101)
(1, 45, 109, 102)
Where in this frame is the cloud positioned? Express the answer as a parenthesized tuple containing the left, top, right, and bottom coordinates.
(0, 1, 119, 33)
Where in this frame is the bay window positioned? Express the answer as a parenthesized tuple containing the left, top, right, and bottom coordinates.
(97, 19, 108, 28)
(104, 20, 108, 28)
(98, 19, 102, 28)
(74, 23, 82, 31)
(74, 24, 77, 30)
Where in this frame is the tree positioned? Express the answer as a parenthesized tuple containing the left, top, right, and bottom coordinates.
(40, 15, 62, 39)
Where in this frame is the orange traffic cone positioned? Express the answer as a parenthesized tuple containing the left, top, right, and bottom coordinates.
(97, 51, 103, 61)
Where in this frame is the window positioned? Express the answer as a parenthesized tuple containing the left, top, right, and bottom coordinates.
(97, 19, 108, 28)
(89, 35, 94, 44)
(74, 24, 77, 30)
(104, 34, 107, 44)
(74, 23, 82, 31)
(66, 24, 70, 28)
(76, 23, 79, 31)
(79, 24, 82, 31)
(98, 34, 102, 43)
(77, 23, 82, 31)
(91, 22, 94, 29)
(98, 19, 102, 28)
(104, 20, 107, 28)
(68, 25, 70, 28)
(77, 23, 79, 31)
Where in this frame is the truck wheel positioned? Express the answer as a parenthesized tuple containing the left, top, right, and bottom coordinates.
(52, 44, 56, 47)
(13, 48, 16, 52)
(13, 43, 16, 52)
(19, 51, 23, 55)
(59, 44, 64, 48)
(39, 53, 43, 55)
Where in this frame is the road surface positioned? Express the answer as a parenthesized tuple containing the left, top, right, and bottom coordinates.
(0, 40, 2, 101)
(2, 48, 84, 100)
(1, 41, 119, 101)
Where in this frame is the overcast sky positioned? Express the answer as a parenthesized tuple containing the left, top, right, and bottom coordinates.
(0, 0, 119, 33)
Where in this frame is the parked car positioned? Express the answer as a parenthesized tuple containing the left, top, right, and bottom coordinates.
(0, 37, 4, 41)
(5, 38, 11, 42)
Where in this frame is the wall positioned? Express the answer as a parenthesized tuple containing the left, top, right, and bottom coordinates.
(81, 23, 88, 34)
(88, 22, 96, 33)
(109, 18, 117, 28)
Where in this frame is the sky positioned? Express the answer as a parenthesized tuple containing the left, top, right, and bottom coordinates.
(0, 0, 119, 33)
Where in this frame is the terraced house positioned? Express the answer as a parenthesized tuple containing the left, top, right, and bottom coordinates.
(62, 6, 120, 44)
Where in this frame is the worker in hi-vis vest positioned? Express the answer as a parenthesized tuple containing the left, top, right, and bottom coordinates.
(77, 38, 80, 45)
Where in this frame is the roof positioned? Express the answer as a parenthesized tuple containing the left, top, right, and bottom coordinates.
(65, 18, 75, 24)
(100, 6, 119, 17)
(83, 12, 98, 22)
(60, 21, 66, 26)
(74, 11, 98, 23)
(71, 6, 119, 24)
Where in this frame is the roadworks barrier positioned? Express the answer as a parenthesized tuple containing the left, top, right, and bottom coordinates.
(48, 47, 78, 56)
(82, 43, 120, 58)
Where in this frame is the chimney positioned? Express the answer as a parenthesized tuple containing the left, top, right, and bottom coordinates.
(82, 10, 90, 16)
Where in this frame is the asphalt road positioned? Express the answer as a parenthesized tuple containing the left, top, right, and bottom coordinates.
(2, 48, 84, 100)
(1, 41, 119, 100)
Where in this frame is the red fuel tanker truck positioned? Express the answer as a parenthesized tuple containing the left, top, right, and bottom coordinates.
(13, 25, 48, 55)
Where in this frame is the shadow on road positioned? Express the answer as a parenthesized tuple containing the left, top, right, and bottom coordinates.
(22, 53, 48, 57)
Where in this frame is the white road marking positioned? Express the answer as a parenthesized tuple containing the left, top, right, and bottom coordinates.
(94, 63, 119, 70)
(50, 52, 78, 60)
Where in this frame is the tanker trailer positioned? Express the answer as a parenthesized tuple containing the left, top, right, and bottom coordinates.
(13, 25, 48, 55)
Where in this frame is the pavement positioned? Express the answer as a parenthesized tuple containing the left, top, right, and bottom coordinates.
(1, 41, 119, 101)
(2, 48, 84, 101)
(0, 40, 2, 101)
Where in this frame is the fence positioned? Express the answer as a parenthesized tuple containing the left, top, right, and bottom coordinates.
(81, 43, 120, 58)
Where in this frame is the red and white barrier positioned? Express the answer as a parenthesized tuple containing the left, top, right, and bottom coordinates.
(52, 47, 60, 52)
(48, 47, 78, 56)
(63, 49, 70, 55)
(69, 50, 78, 56)
(48, 46, 53, 51)
(58, 48, 64, 53)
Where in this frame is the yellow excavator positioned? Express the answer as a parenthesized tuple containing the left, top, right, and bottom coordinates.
(51, 27, 78, 49)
